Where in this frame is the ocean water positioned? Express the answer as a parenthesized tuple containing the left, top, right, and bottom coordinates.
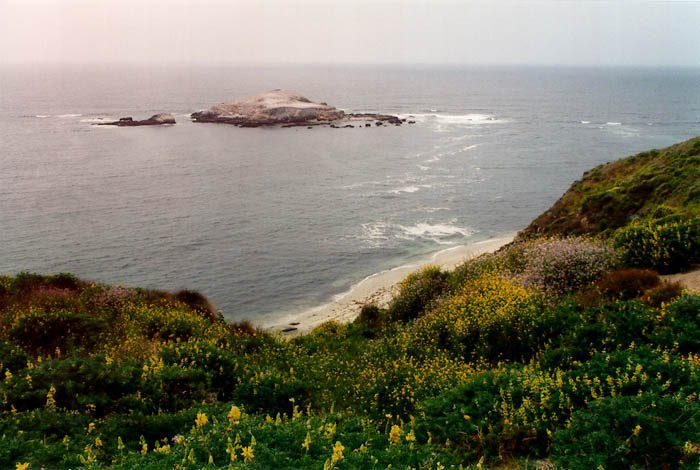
(1, 64, 699, 324)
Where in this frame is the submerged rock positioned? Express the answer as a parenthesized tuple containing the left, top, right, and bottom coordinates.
(98, 113, 176, 126)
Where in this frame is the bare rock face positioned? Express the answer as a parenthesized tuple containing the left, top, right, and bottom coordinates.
(191, 90, 346, 127)
(98, 113, 176, 126)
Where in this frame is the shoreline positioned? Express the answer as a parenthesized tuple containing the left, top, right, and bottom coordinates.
(266, 234, 515, 334)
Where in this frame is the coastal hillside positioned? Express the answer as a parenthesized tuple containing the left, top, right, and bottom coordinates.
(2, 138, 700, 470)
(519, 136, 700, 238)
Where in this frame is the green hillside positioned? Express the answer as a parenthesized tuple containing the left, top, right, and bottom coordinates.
(519, 136, 700, 238)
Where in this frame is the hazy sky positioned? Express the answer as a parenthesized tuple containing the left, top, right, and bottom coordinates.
(1, 0, 698, 66)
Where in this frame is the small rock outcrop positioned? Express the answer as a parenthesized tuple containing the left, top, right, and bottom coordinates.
(98, 113, 176, 126)
(191, 90, 345, 127)
(191, 90, 404, 128)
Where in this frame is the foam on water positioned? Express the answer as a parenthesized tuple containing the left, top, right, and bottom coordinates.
(407, 113, 507, 125)
(397, 222, 473, 244)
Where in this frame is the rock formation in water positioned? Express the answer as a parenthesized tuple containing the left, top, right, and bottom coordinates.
(98, 113, 176, 126)
(191, 90, 403, 128)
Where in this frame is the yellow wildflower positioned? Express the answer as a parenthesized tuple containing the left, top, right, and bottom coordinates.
(633, 424, 642, 436)
(241, 446, 254, 463)
(15, 463, 29, 470)
(389, 424, 402, 445)
(195, 411, 208, 429)
(227, 405, 241, 423)
(331, 441, 344, 464)
(302, 432, 311, 452)
(45, 386, 56, 410)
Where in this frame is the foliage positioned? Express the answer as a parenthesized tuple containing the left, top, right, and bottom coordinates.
(1, 210, 699, 469)
(515, 237, 619, 297)
(614, 217, 700, 273)
(519, 135, 700, 239)
(551, 394, 700, 470)
(409, 275, 546, 363)
(387, 265, 448, 322)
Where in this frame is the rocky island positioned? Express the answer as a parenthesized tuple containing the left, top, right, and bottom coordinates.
(97, 113, 176, 126)
(191, 89, 404, 128)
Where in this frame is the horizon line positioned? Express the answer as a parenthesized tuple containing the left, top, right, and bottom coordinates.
(2, 60, 700, 69)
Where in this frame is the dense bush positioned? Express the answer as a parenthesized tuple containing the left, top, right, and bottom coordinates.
(552, 394, 700, 470)
(652, 293, 700, 353)
(410, 275, 546, 362)
(593, 268, 660, 300)
(516, 237, 619, 297)
(387, 265, 448, 322)
(615, 217, 700, 273)
(353, 304, 387, 337)
(641, 280, 684, 307)
(8, 308, 108, 355)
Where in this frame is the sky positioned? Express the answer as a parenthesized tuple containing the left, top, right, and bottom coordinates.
(1, 0, 698, 66)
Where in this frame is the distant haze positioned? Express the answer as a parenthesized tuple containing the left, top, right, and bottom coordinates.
(1, 0, 699, 66)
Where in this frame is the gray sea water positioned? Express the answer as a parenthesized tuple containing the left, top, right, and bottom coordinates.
(1, 64, 699, 324)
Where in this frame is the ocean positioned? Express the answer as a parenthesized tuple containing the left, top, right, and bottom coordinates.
(1, 64, 699, 324)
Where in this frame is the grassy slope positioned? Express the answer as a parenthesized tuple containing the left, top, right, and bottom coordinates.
(518, 136, 700, 239)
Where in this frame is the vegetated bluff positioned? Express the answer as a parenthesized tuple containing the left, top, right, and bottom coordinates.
(518, 136, 700, 239)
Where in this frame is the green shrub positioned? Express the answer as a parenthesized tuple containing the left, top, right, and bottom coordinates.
(652, 294, 700, 353)
(8, 309, 108, 355)
(551, 394, 700, 470)
(387, 265, 448, 322)
(352, 304, 388, 338)
(410, 275, 546, 362)
(557, 300, 656, 358)
(416, 368, 544, 461)
(615, 218, 700, 273)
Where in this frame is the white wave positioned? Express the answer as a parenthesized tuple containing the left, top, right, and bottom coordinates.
(57, 113, 82, 118)
(398, 222, 473, 244)
(580, 120, 591, 124)
(393, 186, 421, 194)
(444, 133, 482, 143)
(388, 184, 432, 194)
(361, 222, 390, 241)
(405, 113, 507, 125)
(360, 219, 471, 247)
(606, 122, 622, 126)
(423, 207, 450, 213)
(80, 117, 108, 123)
(417, 165, 430, 171)
(35, 115, 49, 118)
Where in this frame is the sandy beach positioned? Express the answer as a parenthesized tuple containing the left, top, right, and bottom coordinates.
(267, 235, 514, 334)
